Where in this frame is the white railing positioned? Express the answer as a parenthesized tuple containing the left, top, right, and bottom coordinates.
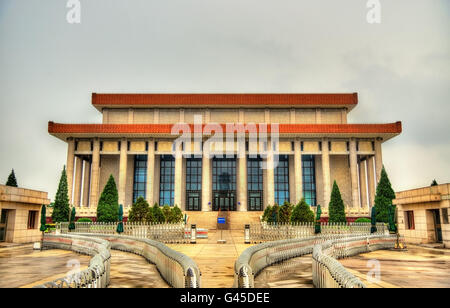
(312, 234, 399, 288)
(34, 234, 112, 288)
(58, 221, 190, 244)
(35, 233, 201, 288)
(76, 233, 201, 288)
(248, 222, 388, 242)
(234, 233, 400, 288)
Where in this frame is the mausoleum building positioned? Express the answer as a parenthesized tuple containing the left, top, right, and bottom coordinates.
(48, 93, 402, 225)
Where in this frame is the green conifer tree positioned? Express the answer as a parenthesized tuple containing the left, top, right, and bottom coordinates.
(51, 166, 70, 223)
(328, 181, 346, 223)
(290, 198, 314, 223)
(374, 167, 396, 223)
(431, 179, 438, 186)
(128, 197, 150, 222)
(6, 169, 18, 187)
(152, 203, 165, 223)
(96, 175, 119, 223)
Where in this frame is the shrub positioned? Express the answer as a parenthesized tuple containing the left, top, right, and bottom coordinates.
(51, 166, 70, 223)
(96, 175, 119, 223)
(279, 201, 293, 223)
(354, 217, 371, 223)
(266, 204, 280, 223)
(168, 206, 183, 223)
(290, 198, 314, 223)
(151, 203, 165, 223)
(374, 167, 396, 223)
(77, 218, 93, 223)
(262, 205, 273, 222)
(162, 205, 172, 222)
(128, 197, 151, 222)
(328, 181, 346, 223)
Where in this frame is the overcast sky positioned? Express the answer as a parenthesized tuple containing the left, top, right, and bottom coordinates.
(0, 0, 449, 200)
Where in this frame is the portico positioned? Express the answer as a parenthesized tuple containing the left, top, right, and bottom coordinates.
(48, 93, 402, 221)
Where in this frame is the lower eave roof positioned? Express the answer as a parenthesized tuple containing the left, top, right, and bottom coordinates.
(48, 121, 402, 141)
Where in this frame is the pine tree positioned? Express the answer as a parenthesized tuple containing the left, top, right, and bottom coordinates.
(128, 197, 151, 222)
(431, 179, 438, 186)
(328, 181, 346, 223)
(51, 166, 70, 223)
(374, 166, 396, 223)
(168, 206, 183, 223)
(151, 203, 165, 223)
(96, 175, 119, 223)
(290, 198, 315, 223)
(279, 201, 293, 223)
(6, 169, 18, 187)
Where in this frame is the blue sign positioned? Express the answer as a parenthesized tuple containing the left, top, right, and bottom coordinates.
(218, 217, 226, 224)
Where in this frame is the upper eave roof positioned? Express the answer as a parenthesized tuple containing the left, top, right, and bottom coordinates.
(48, 121, 402, 142)
(91, 93, 358, 110)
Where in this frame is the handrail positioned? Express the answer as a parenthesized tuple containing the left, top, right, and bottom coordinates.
(312, 234, 398, 288)
(75, 233, 201, 288)
(34, 234, 112, 288)
(234, 234, 399, 288)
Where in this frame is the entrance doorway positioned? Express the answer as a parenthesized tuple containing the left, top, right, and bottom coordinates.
(0, 210, 8, 242)
(212, 157, 236, 211)
(431, 209, 443, 243)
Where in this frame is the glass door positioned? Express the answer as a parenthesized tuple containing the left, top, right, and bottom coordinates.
(212, 157, 237, 211)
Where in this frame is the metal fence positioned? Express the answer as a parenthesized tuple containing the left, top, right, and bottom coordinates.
(58, 222, 190, 244)
(248, 222, 388, 242)
(34, 234, 112, 288)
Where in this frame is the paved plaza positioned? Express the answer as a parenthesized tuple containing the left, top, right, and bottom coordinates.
(339, 246, 450, 288)
(168, 230, 252, 288)
(1, 234, 450, 288)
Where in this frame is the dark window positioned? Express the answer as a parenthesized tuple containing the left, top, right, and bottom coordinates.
(212, 156, 236, 211)
(302, 155, 316, 206)
(274, 155, 290, 205)
(27, 211, 38, 229)
(319, 141, 322, 151)
(247, 156, 263, 211)
(442, 208, 449, 224)
(405, 211, 415, 230)
(371, 141, 375, 151)
(155, 142, 158, 151)
(159, 155, 175, 206)
(145, 142, 149, 151)
(75, 141, 78, 151)
(346, 141, 350, 151)
(328, 141, 332, 151)
(301, 141, 304, 151)
(186, 158, 202, 211)
(291, 141, 295, 151)
(133, 155, 147, 203)
(356, 141, 359, 151)
(127, 141, 130, 151)
(100, 141, 103, 151)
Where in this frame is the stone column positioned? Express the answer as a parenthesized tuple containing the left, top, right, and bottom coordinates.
(202, 147, 211, 211)
(321, 138, 331, 208)
(266, 141, 275, 206)
(349, 139, 359, 208)
(359, 159, 368, 209)
(174, 144, 183, 209)
(294, 139, 303, 204)
(118, 139, 128, 207)
(73, 156, 83, 207)
(66, 138, 75, 204)
(374, 139, 383, 184)
(367, 156, 376, 207)
(89, 139, 100, 208)
(238, 143, 247, 211)
(82, 161, 91, 207)
(146, 139, 155, 206)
